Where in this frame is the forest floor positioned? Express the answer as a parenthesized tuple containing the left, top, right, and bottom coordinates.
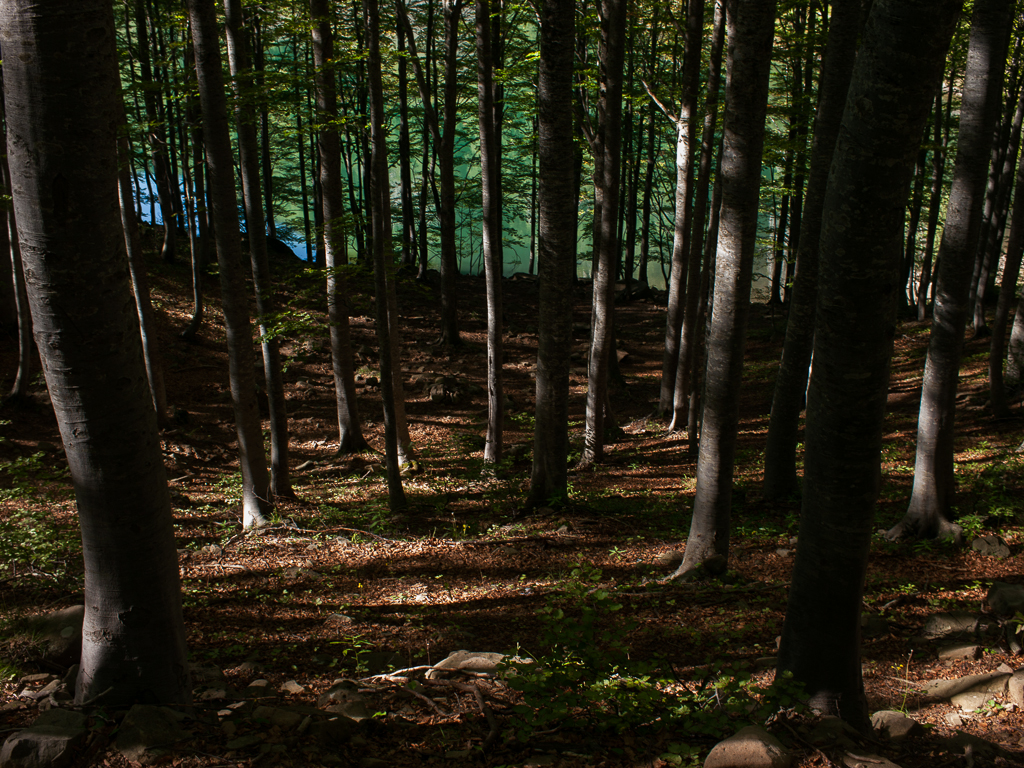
(1, 235, 1024, 768)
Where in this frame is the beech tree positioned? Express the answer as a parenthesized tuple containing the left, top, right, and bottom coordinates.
(672, 0, 776, 579)
(187, 0, 273, 529)
(777, 0, 962, 728)
(0, 0, 190, 706)
(888, 0, 1011, 543)
(527, 0, 576, 509)
(762, 0, 861, 500)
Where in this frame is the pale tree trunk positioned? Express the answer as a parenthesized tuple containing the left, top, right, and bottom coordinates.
(580, 0, 627, 468)
(669, 0, 724, 435)
(657, 0, 702, 417)
(477, 0, 504, 464)
(188, 0, 272, 529)
(1, 113, 33, 403)
(777, 0, 962, 729)
(310, 0, 368, 457)
(527, 0, 575, 509)
(1, 0, 190, 707)
(887, 0, 1010, 543)
(762, 0, 860, 501)
(672, 0, 776, 579)
(365, 0, 408, 509)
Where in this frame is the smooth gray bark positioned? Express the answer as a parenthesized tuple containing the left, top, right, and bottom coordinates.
(1, 0, 190, 707)
(673, 0, 776, 578)
(888, 0, 1011, 542)
(777, 0, 963, 729)
(187, 0, 272, 529)
(527, 0, 576, 508)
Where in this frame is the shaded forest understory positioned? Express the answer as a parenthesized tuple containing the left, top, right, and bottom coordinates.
(2, 241, 1024, 767)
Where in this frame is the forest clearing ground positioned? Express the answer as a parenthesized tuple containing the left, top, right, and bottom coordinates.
(1, 243, 1023, 767)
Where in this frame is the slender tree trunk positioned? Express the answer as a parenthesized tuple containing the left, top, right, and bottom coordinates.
(990, 144, 1024, 417)
(527, 0, 575, 508)
(669, 0, 724, 436)
(762, 0, 861, 501)
(887, 0, 1010, 543)
(477, 0, 504, 464)
(580, 0, 628, 467)
(657, 0, 702, 417)
(225, 0, 294, 497)
(777, 0, 963, 728)
(188, 0, 272, 529)
(1, 0, 191, 707)
(672, 0, 775, 577)
(3, 147, 32, 403)
(917, 90, 947, 319)
(366, 0, 408, 509)
(311, 0, 368, 456)
(398, 20, 417, 268)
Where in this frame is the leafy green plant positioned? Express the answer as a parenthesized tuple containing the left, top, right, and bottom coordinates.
(0, 507, 82, 584)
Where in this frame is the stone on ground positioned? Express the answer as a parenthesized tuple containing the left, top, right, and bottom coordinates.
(0, 709, 89, 768)
(915, 611, 980, 642)
(920, 672, 1009, 700)
(24, 606, 84, 668)
(970, 535, 1011, 558)
(987, 582, 1024, 617)
(870, 710, 923, 742)
(841, 753, 901, 768)
(702, 725, 790, 768)
(1006, 668, 1024, 708)
(114, 704, 189, 762)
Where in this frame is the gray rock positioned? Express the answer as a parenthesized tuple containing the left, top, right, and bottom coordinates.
(114, 704, 189, 763)
(921, 672, 1010, 700)
(0, 709, 89, 768)
(1007, 669, 1024, 708)
(806, 717, 859, 750)
(861, 614, 889, 639)
(280, 680, 305, 695)
(841, 754, 900, 768)
(318, 681, 370, 721)
(986, 582, 1024, 618)
(916, 611, 980, 641)
(252, 705, 303, 730)
(655, 550, 684, 568)
(945, 713, 963, 727)
(242, 679, 273, 698)
(425, 650, 506, 679)
(871, 710, 923, 742)
(971, 535, 1011, 558)
(951, 691, 993, 712)
(937, 644, 981, 661)
(703, 725, 790, 768)
(310, 717, 361, 745)
(24, 606, 84, 668)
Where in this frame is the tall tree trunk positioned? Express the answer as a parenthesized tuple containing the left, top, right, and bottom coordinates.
(668, 0, 724, 436)
(657, 0, 702, 417)
(777, 0, 963, 729)
(477, 0, 504, 464)
(762, 0, 861, 501)
(397, 20, 417, 268)
(366, 0, 409, 509)
(887, 0, 1010, 543)
(311, 0, 368, 456)
(990, 144, 1024, 417)
(188, 0, 272, 529)
(527, 0, 575, 509)
(1, 0, 191, 707)
(672, 0, 776, 578)
(917, 89, 948, 319)
(135, 0, 178, 264)
(225, 0, 294, 497)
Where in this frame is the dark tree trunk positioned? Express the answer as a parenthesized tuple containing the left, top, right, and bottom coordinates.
(225, 0, 294, 497)
(917, 89, 948, 319)
(477, 0, 504, 465)
(252, 12, 276, 238)
(311, 0, 368, 456)
(672, 0, 776, 578)
(397, 20, 417, 268)
(580, 0, 627, 468)
(527, 0, 575, 509)
(887, 0, 1010, 543)
(188, 0, 272, 529)
(366, 0, 409, 509)
(1, 0, 190, 707)
(135, 0, 178, 264)
(777, 0, 962, 729)
(762, 0, 861, 501)
(990, 144, 1024, 417)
